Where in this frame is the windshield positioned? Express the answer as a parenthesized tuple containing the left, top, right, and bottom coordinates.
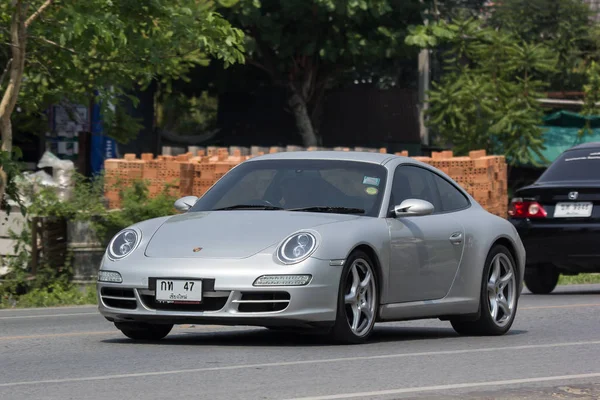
(538, 148, 600, 182)
(189, 159, 388, 217)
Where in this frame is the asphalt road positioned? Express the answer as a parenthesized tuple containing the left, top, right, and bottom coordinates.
(1, 284, 599, 400)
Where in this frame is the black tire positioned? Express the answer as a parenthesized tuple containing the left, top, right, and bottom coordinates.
(451, 245, 520, 336)
(328, 250, 379, 344)
(524, 264, 559, 294)
(114, 322, 173, 341)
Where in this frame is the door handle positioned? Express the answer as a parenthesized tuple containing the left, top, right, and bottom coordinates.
(449, 232, 463, 245)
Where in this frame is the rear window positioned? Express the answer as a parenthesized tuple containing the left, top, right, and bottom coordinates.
(538, 148, 600, 182)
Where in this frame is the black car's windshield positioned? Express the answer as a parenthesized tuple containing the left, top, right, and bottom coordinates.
(538, 148, 600, 182)
(189, 159, 388, 217)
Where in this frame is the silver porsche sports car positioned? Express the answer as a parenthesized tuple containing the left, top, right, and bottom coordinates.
(97, 151, 525, 344)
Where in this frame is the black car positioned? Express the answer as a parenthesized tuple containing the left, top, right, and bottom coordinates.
(508, 142, 600, 294)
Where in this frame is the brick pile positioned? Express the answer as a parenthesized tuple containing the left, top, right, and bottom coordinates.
(412, 149, 508, 218)
(103, 147, 508, 217)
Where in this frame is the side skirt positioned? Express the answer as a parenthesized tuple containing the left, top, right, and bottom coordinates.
(377, 297, 478, 322)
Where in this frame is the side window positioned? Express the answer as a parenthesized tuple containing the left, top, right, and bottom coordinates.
(391, 165, 442, 212)
(432, 174, 470, 212)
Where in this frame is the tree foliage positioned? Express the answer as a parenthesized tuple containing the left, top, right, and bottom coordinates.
(0, 0, 245, 141)
(0, 0, 245, 209)
(488, 0, 595, 91)
(406, 17, 558, 166)
(216, 0, 428, 146)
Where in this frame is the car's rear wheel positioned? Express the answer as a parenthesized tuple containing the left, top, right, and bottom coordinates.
(114, 322, 173, 341)
(328, 250, 379, 344)
(451, 245, 519, 336)
(524, 264, 559, 294)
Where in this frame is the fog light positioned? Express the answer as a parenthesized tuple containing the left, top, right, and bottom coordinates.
(253, 275, 311, 286)
(98, 270, 123, 283)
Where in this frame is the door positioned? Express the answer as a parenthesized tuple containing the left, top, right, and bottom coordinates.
(386, 165, 466, 303)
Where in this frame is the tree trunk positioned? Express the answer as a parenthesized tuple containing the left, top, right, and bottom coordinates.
(0, 167, 6, 203)
(0, 1, 27, 203)
(288, 90, 318, 147)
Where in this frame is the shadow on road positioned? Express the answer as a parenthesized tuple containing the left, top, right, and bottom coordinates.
(522, 289, 600, 296)
(101, 325, 527, 347)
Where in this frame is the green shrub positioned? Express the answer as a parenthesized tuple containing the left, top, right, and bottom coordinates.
(0, 172, 179, 308)
(6, 283, 98, 309)
(94, 178, 179, 244)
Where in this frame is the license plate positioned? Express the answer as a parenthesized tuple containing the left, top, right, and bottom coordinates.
(155, 279, 202, 303)
(554, 202, 593, 218)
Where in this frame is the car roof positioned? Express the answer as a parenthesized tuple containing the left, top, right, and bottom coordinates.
(246, 151, 406, 165)
(568, 141, 600, 151)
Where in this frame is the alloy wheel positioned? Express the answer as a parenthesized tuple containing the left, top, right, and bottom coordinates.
(343, 258, 376, 337)
(487, 253, 517, 327)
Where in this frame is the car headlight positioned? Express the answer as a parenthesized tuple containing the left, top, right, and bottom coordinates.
(107, 229, 140, 261)
(277, 232, 317, 264)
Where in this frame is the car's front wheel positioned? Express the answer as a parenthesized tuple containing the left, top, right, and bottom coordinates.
(114, 322, 173, 341)
(451, 245, 519, 336)
(328, 250, 379, 344)
(524, 264, 559, 294)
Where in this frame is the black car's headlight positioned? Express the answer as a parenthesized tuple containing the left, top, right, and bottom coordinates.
(277, 232, 317, 264)
(107, 229, 140, 261)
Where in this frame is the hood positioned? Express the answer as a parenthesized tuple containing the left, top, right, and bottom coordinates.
(144, 210, 359, 259)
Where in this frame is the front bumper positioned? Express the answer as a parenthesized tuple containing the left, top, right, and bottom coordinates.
(510, 219, 600, 272)
(97, 254, 342, 328)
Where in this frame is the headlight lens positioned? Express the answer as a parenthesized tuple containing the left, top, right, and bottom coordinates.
(277, 232, 317, 264)
(108, 229, 140, 260)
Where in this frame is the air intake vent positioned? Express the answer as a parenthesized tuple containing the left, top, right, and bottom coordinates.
(100, 287, 137, 310)
(235, 292, 291, 313)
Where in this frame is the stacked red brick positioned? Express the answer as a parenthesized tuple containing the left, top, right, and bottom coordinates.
(104, 150, 244, 209)
(410, 149, 508, 218)
(103, 148, 508, 217)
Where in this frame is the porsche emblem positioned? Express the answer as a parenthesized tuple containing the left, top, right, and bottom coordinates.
(193, 247, 203, 253)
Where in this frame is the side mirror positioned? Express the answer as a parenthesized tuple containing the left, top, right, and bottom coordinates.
(393, 199, 434, 217)
(174, 196, 199, 212)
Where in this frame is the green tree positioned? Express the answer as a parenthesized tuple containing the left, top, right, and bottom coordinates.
(488, 0, 594, 91)
(216, 0, 429, 146)
(578, 60, 600, 136)
(0, 0, 245, 207)
(406, 18, 558, 166)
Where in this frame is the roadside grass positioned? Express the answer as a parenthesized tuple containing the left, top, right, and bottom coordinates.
(559, 273, 600, 285)
(0, 283, 97, 309)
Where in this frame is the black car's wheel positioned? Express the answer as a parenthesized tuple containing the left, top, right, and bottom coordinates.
(451, 245, 519, 336)
(328, 250, 379, 344)
(524, 264, 559, 294)
(114, 322, 173, 341)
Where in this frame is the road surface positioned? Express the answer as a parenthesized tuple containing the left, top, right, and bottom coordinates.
(1, 284, 599, 400)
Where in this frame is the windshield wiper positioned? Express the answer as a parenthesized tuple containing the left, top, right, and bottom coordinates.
(287, 206, 365, 214)
(213, 204, 283, 211)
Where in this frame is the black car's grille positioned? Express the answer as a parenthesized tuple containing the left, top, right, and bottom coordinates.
(100, 287, 137, 310)
(235, 292, 291, 313)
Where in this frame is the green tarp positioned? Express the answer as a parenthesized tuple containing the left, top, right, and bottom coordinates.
(532, 110, 600, 166)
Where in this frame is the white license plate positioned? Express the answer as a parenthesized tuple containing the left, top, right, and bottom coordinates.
(155, 279, 202, 303)
(554, 202, 593, 218)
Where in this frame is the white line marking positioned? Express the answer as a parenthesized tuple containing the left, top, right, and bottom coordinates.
(0, 340, 599, 388)
(0, 312, 99, 320)
(284, 372, 600, 400)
